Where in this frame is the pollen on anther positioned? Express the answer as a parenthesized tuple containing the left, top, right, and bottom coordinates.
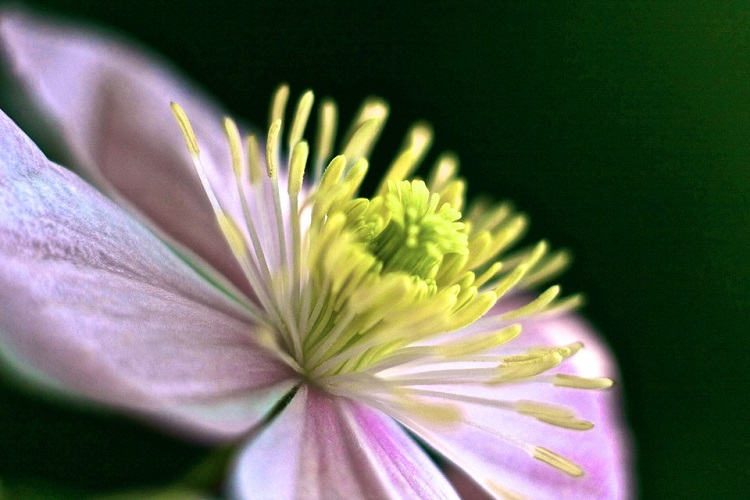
(532, 447, 585, 477)
(170, 102, 200, 156)
(553, 374, 614, 389)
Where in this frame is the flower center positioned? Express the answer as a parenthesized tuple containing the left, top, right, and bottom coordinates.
(170, 86, 577, 383)
(301, 171, 502, 378)
(170, 86, 614, 481)
(367, 180, 467, 282)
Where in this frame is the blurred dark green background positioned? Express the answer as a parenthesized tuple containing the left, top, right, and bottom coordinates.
(1, 1, 748, 498)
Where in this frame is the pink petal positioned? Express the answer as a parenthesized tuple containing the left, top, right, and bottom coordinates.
(399, 312, 632, 499)
(229, 385, 459, 499)
(0, 109, 296, 441)
(0, 8, 253, 296)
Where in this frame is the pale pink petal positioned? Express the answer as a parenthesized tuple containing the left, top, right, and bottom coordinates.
(397, 312, 631, 499)
(0, 8, 253, 295)
(0, 109, 296, 441)
(229, 385, 459, 500)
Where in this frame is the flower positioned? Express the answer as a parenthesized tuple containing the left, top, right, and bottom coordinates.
(0, 9, 630, 499)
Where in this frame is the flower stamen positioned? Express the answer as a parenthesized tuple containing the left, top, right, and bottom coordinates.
(532, 447, 585, 477)
(170, 87, 615, 480)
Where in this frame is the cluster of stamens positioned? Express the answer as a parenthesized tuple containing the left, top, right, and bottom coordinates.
(171, 86, 614, 479)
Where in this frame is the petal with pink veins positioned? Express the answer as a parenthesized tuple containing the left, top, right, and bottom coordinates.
(229, 385, 460, 500)
(0, 109, 296, 441)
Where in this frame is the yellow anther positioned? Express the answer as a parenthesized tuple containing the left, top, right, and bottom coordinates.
(495, 349, 565, 381)
(170, 102, 200, 156)
(289, 90, 314, 151)
(217, 212, 247, 256)
(466, 231, 493, 266)
(501, 285, 561, 321)
(517, 400, 595, 429)
(474, 262, 504, 289)
(342, 117, 386, 168)
(435, 324, 522, 358)
(319, 155, 346, 192)
(515, 400, 576, 418)
(520, 250, 572, 289)
(377, 122, 433, 196)
(557, 341, 584, 358)
(427, 153, 459, 193)
(553, 374, 614, 389)
(342, 97, 389, 146)
(454, 284, 478, 310)
(349, 274, 410, 314)
(535, 415, 595, 431)
(338, 158, 369, 201)
(371, 288, 457, 342)
(314, 99, 338, 179)
(438, 179, 466, 212)
(545, 294, 585, 316)
(468, 201, 513, 234)
(223, 117, 243, 178)
(490, 216, 528, 254)
(532, 447, 584, 477)
(270, 84, 290, 128)
(288, 141, 308, 196)
(266, 119, 282, 179)
(445, 290, 497, 331)
(435, 252, 470, 286)
(469, 216, 528, 270)
(494, 241, 547, 297)
(246, 134, 264, 185)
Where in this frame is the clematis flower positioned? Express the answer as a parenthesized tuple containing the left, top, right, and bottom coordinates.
(0, 9, 631, 499)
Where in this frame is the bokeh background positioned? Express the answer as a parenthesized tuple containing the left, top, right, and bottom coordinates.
(0, 1, 748, 498)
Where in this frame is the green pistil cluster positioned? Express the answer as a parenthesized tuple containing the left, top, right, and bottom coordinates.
(303, 171, 500, 376)
(368, 180, 467, 282)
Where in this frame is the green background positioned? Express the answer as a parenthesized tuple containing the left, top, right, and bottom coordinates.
(1, 1, 748, 498)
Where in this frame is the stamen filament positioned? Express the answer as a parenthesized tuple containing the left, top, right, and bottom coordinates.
(219, 117, 300, 346)
(305, 309, 357, 368)
(300, 274, 333, 345)
(499, 285, 561, 321)
(170, 103, 269, 322)
(288, 141, 308, 314)
(265, 119, 290, 302)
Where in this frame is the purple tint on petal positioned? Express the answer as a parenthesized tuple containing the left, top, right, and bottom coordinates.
(230, 385, 459, 499)
(0, 109, 295, 440)
(0, 8, 254, 296)
(393, 307, 632, 499)
(349, 397, 459, 499)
